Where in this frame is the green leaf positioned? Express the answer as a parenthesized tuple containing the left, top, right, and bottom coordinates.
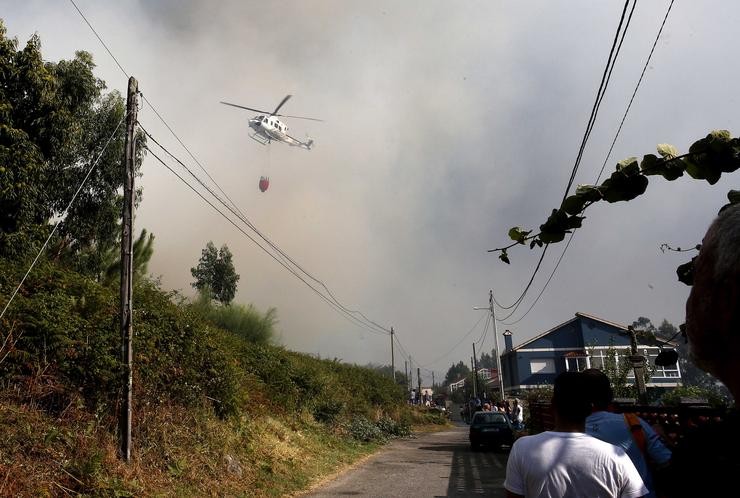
(508, 226, 531, 244)
(639, 154, 663, 175)
(616, 157, 639, 174)
(728, 190, 740, 204)
(709, 129, 731, 141)
(565, 215, 585, 230)
(657, 143, 679, 159)
(499, 249, 510, 264)
(539, 231, 567, 244)
(563, 185, 602, 215)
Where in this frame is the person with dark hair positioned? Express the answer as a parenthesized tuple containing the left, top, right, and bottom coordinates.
(583, 368, 671, 498)
(665, 205, 740, 496)
(504, 371, 647, 498)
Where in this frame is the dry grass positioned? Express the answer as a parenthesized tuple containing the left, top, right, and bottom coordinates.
(0, 393, 384, 497)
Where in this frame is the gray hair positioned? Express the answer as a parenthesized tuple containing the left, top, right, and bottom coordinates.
(703, 205, 740, 282)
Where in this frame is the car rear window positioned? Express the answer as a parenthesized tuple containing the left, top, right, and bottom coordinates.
(473, 413, 507, 424)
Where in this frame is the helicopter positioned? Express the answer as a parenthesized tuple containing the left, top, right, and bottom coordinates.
(220, 95, 321, 150)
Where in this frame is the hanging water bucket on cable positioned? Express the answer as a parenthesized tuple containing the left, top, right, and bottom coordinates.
(258, 176, 270, 192)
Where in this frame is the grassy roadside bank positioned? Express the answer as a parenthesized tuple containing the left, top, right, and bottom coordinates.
(0, 259, 448, 496)
(0, 396, 448, 496)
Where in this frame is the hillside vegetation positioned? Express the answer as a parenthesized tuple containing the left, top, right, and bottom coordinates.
(0, 257, 445, 496)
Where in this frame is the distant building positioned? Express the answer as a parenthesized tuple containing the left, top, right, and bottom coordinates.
(500, 312, 681, 395)
(448, 378, 466, 393)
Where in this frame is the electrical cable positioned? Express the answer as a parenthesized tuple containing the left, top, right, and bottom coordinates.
(69, 0, 402, 351)
(492, 0, 636, 319)
(501, 0, 675, 325)
(475, 312, 490, 347)
(0, 114, 126, 322)
(139, 125, 390, 335)
(419, 313, 488, 368)
(145, 146, 389, 337)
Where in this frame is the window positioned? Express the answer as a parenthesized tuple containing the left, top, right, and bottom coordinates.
(566, 356, 588, 372)
(530, 358, 555, 374)
(648, 349, 681, 378)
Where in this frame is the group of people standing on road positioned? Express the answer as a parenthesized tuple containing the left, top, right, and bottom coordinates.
(462, 396, 524, 429)
(504, 205, 740, 497)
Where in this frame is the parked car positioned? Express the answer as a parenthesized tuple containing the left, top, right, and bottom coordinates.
(469, 411, 514, 451)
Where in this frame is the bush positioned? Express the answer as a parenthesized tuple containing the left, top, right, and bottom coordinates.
(189, 291, 275, 344)
(660, 385, 730, 408)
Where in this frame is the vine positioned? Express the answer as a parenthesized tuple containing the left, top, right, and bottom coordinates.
(492, 130, 740, 283)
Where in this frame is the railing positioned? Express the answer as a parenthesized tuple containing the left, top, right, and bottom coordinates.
(527, 402, 728, 447)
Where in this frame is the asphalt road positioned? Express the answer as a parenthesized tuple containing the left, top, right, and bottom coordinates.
(303, 423, 509, 497)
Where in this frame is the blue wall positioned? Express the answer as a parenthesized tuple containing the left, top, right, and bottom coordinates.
(501, 314, 677, 392)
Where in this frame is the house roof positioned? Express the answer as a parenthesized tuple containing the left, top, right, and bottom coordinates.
(507, 312, 628, 352)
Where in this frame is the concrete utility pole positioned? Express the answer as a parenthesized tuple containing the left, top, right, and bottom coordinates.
(470, 356, 477, 398)
(119, 76, 138, 462)
(472, 342, 480, 399)
(390, 327, 396, 382)
(404, 360, 408, 392)
(474, 290, 505, 400)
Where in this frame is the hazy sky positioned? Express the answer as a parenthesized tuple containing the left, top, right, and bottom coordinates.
(3, 1, 739, 386)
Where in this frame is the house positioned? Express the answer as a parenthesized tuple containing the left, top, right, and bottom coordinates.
(448, 378, 466, 393)
(500, 312, 681, 396)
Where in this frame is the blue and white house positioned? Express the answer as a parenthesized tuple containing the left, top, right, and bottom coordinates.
(500, 312, 681, 395)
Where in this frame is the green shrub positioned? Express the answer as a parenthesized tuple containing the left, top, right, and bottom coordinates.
(660, 385, 730, 408)
(346, 417, 385, 442)
(189, 290, 275, 344)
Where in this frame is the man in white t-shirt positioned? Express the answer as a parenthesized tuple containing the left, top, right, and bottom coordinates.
(504, 371, 647, 498)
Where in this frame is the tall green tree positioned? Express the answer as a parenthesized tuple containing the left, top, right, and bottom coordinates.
(477, 349, 498, 369)
(0, 20, 146, 273)
(191, 242, 240, 305)
(444, 360, 470, 386)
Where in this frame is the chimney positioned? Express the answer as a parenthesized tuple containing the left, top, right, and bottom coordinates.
(503, 329, 513, 353)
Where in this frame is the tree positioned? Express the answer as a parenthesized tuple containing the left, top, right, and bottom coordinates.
(478, 349, 498, 369)
(652, 318, 730, 401)
(444, 360, 470, 386)
(0, 21, 146, 273)
(191, 242, 240, 305)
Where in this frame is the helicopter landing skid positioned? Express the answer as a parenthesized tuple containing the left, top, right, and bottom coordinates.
(249, 132, 270, 145)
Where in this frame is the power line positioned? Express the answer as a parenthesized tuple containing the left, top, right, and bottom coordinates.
(502, 0, 675, 325)
(595, 0, 675, 184)
(0, 114, 126, 322)
(475, 312, 491, 347)
(144, 145, 389, 338)
(140, 125, 390, 336)
(68, 0, 403, 354)
(562, 0, 636, 202)
(68, 0, 245, 221)
(492, 0, 636, 319)
(419, 313, 487, 368)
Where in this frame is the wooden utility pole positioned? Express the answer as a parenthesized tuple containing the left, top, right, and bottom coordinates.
(119, 76, 138, 462)
(390, 327, 396, 382)
(417, 367, 422, 404)
(404, 360, 408, 392)
(470, 356, 477, 398)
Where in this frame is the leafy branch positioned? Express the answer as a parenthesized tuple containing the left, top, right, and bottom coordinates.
(491, 130, 740, 267)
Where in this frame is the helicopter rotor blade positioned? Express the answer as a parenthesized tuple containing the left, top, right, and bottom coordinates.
(220, 101, 270, 114)
(271, 94, 292, 116)
(274, 114, 324, 122)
